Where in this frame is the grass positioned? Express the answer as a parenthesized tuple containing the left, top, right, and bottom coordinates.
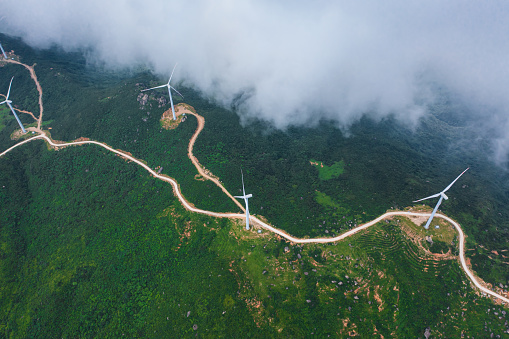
(310, 159, 345, 180)
(314, 191, 350, 216)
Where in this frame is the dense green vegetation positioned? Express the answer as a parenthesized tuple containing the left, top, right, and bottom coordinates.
(1, 143, 507, 336)
(0, 143, 267, 337)
(0, 105, 14, 133)
(190, 92, 509, 286)
(1, 33, 508, 337)
(0, 36, 236, 214)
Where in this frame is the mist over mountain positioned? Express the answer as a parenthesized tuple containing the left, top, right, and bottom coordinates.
(2, 1, 509, 162)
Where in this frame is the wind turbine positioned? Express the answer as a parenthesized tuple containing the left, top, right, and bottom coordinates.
(234, 170, 253, 230)
(0, 77, 26, 133)
(413, 168, 469, 229)
(141, 63, 183, 120)
(0, 42, 7, 59)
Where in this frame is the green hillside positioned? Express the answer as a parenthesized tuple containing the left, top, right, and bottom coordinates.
(1, 34, 508, 337)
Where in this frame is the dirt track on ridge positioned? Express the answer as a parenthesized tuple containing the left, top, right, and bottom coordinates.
(1, 59, 508, 306)
(175, 104, 246, 212)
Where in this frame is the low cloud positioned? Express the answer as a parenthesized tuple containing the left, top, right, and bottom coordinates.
(2, 1, 509, 162)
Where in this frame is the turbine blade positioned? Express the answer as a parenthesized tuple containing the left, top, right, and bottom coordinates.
(241, 169, 245, 196)
(168, 63, 177, 85)
(424, 195, 444, 229)
(170, 86, 184, 98)
(413, 193, 441, 203)
(7, 102, 26, 133)
(443, 167, 469, 193)
(6, 77, 14, 99)
(141, 84, 167, 92)
(234, 195, 244, 199)
(0, 43, 6, 59)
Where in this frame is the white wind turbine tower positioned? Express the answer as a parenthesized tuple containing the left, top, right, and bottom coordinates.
(0, 42, 7, 59)
(414, 168, 469, 229)
(0, 18, 6, 59)
(141, 63, 183, 120)
(0, 77, 26, 133)
(234, 170, 253, 230)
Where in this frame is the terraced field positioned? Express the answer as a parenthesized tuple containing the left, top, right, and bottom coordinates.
(353, 219, 507, 336)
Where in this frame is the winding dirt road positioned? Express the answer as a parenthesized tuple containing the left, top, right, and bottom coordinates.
(1, 134, 508, 305)
(177, 105, 246, 211)
(0, 56, 507, 306)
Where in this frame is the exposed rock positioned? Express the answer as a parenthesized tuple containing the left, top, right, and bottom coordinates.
(426, 236, 433, 245)
(137, 93, 149, 107)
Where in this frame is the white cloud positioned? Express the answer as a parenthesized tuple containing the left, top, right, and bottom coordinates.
(2, 1, 509, 161)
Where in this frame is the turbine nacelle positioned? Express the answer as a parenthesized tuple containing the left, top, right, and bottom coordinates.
(441, 192, 448, 200)
(234, 194, 252, 200)
(140, 63, 182, 120)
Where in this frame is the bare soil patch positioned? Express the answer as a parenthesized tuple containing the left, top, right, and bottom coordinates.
(160, 107, 186, 130)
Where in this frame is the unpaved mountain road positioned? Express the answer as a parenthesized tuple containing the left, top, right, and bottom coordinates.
(1, 56, 507, 305)
(176, 105, 246, 211)
(2, 133, 508, 305)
